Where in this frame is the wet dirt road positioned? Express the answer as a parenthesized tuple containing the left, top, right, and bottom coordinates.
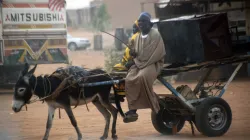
(1, 81, 250, 140)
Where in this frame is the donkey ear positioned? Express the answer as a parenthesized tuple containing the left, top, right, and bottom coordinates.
(27, 64, 37, 76)
(22, 63, 30, 76)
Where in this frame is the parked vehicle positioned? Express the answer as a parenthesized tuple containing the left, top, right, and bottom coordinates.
(67, 34, 91, 51)
(0, 0, 69, 88)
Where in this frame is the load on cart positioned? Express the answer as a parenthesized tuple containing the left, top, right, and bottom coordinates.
(11, 12, 250, 140)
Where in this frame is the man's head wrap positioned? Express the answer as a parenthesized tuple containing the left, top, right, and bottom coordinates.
(138, 12, 151, 22)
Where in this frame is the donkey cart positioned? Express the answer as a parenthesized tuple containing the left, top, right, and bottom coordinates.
(11, 54, 250, 140)
(81, 54, 250, 138)
(11, 12, 250, 139)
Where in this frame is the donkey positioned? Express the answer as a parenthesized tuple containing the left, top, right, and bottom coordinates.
(11, 63, 123, 140)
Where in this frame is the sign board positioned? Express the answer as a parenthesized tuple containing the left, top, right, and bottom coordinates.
(2, 8, 66, 25)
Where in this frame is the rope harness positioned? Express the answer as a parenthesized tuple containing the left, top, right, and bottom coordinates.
(25, 68, 116, 119)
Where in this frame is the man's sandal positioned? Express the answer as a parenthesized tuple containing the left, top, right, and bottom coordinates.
(123, 113, 138, 123)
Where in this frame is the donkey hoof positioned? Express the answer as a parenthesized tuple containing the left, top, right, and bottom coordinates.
(112, 135, 118, 140)
(77, 136, 83, 140)
(100, 136, 108, 140)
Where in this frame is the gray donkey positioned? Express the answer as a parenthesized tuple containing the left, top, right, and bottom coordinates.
(12, 63, 124, 140)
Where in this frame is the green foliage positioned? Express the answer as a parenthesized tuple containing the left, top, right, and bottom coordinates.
(91, 3, 111, 33)
(104, 47, 124, 73)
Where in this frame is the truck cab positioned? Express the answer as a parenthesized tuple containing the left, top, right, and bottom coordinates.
(0, 0, 69, 87)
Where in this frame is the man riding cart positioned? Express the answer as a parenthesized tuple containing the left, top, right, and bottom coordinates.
(112, 12, 166, 123)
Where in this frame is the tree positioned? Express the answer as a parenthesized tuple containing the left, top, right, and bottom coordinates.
(91, 3, 111, 50)
(91, 3, 111, 33)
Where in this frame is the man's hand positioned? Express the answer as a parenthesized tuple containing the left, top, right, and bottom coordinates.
(125, 59, 135, 70)
(129, 49, 137, 58)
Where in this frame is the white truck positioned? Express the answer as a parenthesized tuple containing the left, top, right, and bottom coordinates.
(0, 0, 69, 87)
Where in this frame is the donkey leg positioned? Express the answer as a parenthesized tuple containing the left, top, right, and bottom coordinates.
(43, 105, 56, 140)
(92, 100, 111, 140)
(64, 106, 82, 140)
(101, 101, 119, 139)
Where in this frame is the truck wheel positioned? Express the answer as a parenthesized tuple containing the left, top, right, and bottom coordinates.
(151, 99, 185, 135)
(69, 43, 77, 51)
(195, 97, 232, 137)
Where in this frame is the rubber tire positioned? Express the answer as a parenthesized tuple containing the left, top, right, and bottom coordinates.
(151, 99, 185, 135)
(68, 43, 77, 51)
(192, 116, 201, 132)
(195, 97, 232, 137)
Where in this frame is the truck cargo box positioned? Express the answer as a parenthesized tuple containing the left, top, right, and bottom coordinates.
(157, 13, 233, 64)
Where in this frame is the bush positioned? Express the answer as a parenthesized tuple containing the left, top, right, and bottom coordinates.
(104, 46, 124, 73)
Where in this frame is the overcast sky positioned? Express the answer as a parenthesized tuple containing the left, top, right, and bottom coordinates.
(66, 0, 92, 10)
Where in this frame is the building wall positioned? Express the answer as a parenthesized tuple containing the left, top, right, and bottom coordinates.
(66, 0, 102, 28)
(67, 8, 91, 28)
(210, 1, 245, 21)
(102, 0, 158, 29)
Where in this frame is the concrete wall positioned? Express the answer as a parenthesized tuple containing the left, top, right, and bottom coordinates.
(66, 0, 102, 28)
(102, 0, 157, 29)
(67, 7, 92, 28)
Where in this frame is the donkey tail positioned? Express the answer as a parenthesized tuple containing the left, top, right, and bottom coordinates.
(112, 85, 125, 118)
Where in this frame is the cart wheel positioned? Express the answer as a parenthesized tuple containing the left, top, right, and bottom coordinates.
(195, 97, 232, 137)
(151, 99, 185, 135)
(192, 116, 201, 132)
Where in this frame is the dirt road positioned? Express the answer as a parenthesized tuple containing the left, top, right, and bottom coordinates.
(1, 30, 250, 140)
(1, 81, 250, 140)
